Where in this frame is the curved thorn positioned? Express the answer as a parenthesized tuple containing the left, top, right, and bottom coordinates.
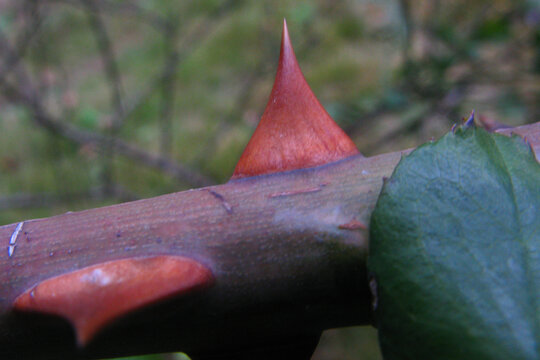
(13, 256, 214, 346)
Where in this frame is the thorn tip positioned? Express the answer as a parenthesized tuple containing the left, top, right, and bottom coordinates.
(231, 22, 359, 179)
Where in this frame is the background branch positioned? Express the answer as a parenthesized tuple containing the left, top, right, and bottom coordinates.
(0, 81, 214, 187)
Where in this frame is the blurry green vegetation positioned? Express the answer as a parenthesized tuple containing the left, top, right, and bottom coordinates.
(0, 0, 538, 359)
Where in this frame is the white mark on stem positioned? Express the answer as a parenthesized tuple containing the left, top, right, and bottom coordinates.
(7, 221, 24, 258)
(9, 222, 23, 245)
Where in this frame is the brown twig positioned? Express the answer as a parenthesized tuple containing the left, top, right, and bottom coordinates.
(48, 0, 170, 31)
(0, 1, 44, 85)
(159, 21, 180, 156)
(81, 0, 126, 195)
(0, 81, 214, 187)
(0, 2, 216, 189)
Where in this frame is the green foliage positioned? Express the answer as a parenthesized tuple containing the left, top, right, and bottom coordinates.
(75, 107, 100, 130)
(474, 16, 511, 40)
(369, 126, 540, 359)
(288, 2, 315, 25)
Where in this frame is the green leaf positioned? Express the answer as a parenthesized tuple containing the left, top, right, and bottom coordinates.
(369, 125, 540, 360)
(473, 17, 510, 41)
(75, 106, 100, 130)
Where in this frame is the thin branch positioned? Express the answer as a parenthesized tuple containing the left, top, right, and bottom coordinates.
(81, 0, 126, 195)
(159, 21, 180, 156)
(0, 81, 214, 187)
(398, 0, 412, 62)
(48, 0, 170, 31)
(81, 0, 125, 127)
(0, 2, 215, 188)
(0, 1, 44, 85)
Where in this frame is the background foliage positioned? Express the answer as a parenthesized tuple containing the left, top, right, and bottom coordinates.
(0, 0, 539, 358)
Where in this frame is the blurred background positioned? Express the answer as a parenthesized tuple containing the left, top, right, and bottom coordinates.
(0, 0, 539, 359)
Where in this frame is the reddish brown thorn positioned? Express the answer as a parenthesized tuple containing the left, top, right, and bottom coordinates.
(464, 109, 475, 128)
(338, 219, 367, 231)
(13, 256, 213, 346)
(230, 19, 359, 180)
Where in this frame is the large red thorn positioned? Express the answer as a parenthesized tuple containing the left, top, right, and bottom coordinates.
(13, 256, 213, 346)
(231, 19, 359, 180)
